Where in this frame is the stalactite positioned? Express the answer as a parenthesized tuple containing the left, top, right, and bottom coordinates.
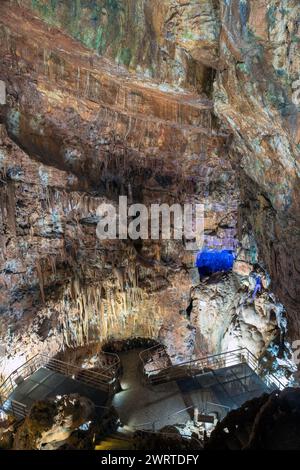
(54, 263, 159, 349)
(0, 188, 6, 229)
(82, 292, 89, 344)
(36, 260, 45, 304)
(46, 255, 57, 276)
(70, 275, 81, 301)
(44, 186, 52, 212)
(6, 181, 16, 235)
(0, 235, 6, 261)
(113, 266, 125, 291)
(43, 48, 48, 76)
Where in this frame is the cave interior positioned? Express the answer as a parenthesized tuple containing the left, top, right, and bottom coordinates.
(0, 0, 300, 452)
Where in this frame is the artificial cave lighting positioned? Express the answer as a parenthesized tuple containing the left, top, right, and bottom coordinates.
(0, 0, 299, 456)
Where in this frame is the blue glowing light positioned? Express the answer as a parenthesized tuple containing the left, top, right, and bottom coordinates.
(252, 275, 262, 299)
(196, 249, 235, 277)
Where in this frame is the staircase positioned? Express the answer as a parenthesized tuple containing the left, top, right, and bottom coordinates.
(95, 427, 135, 450)
(2, 399, 27, 420)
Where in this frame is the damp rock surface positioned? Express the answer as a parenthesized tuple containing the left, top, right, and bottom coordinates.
(0, 1, 298, 388)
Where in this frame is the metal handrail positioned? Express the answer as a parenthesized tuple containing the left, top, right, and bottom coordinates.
(147, 355, 238, 383)
(140, 346, 285, 391)
(133, 428, 203, 448)
(0, 351, 120, 411)
(206, 401, 231, 411)
(0, 353, 41, 406)
(72, 341, 121, 373)
(131, 403, 205, 447)
(139, 344, 167, 363)
(43, 355, 114, 380)
(146, 348, 245, 375)
(93, 350, 121, 374)
(131, 401, 216, 433)
(131, 405, 195, 431)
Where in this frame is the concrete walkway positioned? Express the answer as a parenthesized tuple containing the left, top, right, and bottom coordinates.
(112, 349, 191, 430)
(112, 350, 272, 430)
(4, 349, 271, 428)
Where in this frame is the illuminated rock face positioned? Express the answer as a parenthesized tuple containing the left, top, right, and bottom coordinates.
(13, 394, 99, 450)
(0, 3, 237, 379)
(214, 0, 300, 340)
(190, 270, 284, 359)
(20, 0, 299, 336)
(20, 0, 220, 91)
(0, 1, 298, 381)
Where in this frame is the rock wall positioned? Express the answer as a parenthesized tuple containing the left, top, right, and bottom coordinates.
(0, 1, 298, 381)
(21, 0, 219, 93)
(206, 387, 300, 450)
(20, 0, 300, 340)
(0, 3, 237, 379)
(214, 0, 300, 340)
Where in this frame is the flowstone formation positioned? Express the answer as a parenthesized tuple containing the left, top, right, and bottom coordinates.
(0, 2, 236, 378)
(0, 0, 298, 387)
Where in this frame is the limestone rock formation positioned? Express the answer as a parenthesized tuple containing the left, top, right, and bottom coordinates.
(205, 387, 300, 450)
(13, 394, 95, 450)
(214, 0, 300, 339)
(20, 0, 220, 91)
(0, 0, 298, 388)
(0, 1, 237, 379)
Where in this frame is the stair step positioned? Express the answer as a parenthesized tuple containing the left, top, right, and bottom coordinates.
(95, 433, 135, 450)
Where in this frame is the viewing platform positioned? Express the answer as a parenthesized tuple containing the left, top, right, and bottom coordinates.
(1, 346, 284, 430)
(0, 353, 120, 420)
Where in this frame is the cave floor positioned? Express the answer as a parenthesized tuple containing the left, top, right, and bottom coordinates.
(112, 349, 272, 430)
(112, 349, 192, 430)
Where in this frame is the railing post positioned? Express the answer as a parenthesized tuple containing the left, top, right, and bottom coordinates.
(194, 407, 199, 426)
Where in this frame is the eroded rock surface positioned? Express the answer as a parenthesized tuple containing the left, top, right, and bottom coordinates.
(190, 266, 284, 359)
(12, 393, 119, 450)
(0, 0, 298, 386)
(205, 387, 300, 450)
(0, 3, 237, 378)
(214, 0, 300, 339)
